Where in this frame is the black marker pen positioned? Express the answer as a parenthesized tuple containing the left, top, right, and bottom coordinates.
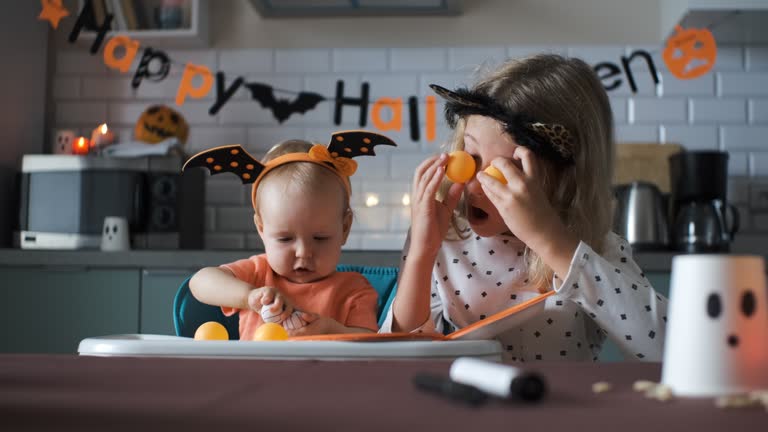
(412, 372, 488, 406)
(449, 357, 547, 402)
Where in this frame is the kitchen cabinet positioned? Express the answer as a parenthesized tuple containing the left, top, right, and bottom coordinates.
(140, 268, 195, 335)
(661, 0, 768, 43)
(0, 267, 140, 353)
(0, 254, 674, 359)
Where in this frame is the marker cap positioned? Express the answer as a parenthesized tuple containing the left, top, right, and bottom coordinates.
(449, 357, 547, 401)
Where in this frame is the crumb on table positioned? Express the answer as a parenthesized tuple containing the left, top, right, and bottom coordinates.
(592, 381, 612, 393)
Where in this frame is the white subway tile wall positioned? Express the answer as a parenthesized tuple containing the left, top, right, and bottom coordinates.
(50, 44, 768, 250)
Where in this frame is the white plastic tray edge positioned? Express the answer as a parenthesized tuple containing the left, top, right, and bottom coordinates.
(78, 334, 504, 361)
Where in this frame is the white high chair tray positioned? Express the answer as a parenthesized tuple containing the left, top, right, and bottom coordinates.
(78, 334, 503, 361)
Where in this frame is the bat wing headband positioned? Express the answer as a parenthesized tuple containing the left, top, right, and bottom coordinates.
(429, 84, 576, 165)
(182, 130, 397, 209)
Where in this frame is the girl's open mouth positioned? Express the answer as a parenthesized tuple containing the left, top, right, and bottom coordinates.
(470, 206, 489, 221)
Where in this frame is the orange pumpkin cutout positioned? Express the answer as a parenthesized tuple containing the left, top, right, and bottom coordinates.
(134, 105, 189, 145)
(662, 25, 717, 80)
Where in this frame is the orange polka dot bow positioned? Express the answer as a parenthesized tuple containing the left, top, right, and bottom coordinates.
(307, 144, 358, 177)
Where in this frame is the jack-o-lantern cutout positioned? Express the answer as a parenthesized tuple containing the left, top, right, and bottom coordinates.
(662, 25, 717, 80)
(134, 105, 189, 145)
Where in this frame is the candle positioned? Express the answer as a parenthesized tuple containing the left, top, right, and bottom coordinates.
(73, 137, 90, 155)
(90, 123, 115, 149)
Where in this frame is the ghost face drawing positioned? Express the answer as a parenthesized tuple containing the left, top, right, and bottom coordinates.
(100, 217, 130, 251)
(54, 130, 76, 155)
(662, 255, 768, 396)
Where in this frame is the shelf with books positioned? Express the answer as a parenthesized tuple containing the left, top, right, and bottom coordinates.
(76, 0, 209, 48)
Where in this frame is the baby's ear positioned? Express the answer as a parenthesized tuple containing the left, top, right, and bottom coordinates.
(254, 213, 264, 234)
(341, 209, 353, 243)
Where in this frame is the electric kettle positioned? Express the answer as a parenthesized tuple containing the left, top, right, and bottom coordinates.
(613, 181, 669, 251)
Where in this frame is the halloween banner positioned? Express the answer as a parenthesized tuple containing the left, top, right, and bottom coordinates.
(39, 0, 724, 143)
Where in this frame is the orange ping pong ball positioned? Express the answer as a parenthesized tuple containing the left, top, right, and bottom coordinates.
(252, 322, 289, 341)
(194, 321, 229, 341)
(445, 151, 476, 184)
(483, 165, 507, 184)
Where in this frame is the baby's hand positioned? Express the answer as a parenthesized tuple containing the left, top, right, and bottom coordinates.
(247, 286, 294, 323)
(281, 310, 309, 330)
(286, 313, 342, 336)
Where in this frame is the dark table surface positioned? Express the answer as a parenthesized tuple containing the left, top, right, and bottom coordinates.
(1, 355, 765, 431)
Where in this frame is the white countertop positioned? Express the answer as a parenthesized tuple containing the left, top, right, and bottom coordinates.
(2, 234, 768, 272)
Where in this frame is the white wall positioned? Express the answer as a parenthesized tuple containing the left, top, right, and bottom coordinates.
(47, 41, 768, 250)
(44, 1, 768, 250)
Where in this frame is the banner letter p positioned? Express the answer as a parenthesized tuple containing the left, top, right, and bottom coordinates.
(176, 63, 214, 106)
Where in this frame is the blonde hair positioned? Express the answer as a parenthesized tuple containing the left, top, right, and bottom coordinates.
(445, 54, 615, 289)
(253, 139, 352, 224)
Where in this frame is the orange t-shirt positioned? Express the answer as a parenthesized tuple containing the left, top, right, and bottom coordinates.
(220, 254, 379, 340)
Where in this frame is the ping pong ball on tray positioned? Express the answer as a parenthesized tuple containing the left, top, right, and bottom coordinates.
(445, 151, 476, 184)
(483, 165, 507, 184)
(252, 322, 289, 341)
(194, 321, 229, 340)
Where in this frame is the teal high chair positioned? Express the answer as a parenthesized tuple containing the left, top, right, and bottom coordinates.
(173, 265, 399, 339)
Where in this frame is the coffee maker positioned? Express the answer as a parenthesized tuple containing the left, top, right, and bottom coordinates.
(668, 151, 740, 253)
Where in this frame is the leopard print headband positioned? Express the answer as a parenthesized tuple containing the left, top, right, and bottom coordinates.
(430, 84, 576, 164)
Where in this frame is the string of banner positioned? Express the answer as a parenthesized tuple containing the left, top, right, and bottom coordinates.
(39, 0, 728, 142)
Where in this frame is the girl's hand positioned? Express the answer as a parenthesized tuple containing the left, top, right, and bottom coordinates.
(409, 154, 465, 258)
(287, 312, 342, 336)
(247, 286, 294, 322)
(476, 146, 573, 256)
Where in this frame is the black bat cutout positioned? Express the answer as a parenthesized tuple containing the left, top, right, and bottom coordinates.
(182, 131, 397, 185)
(245, 83, 325, 123)
(327, 130, 397, 158)
(182, 145, 263, 184)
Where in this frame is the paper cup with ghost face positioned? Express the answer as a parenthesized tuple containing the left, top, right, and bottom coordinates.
(100, 216, 130, 251)
(661, 255, 768, 396)
(54, 130, 76, 155)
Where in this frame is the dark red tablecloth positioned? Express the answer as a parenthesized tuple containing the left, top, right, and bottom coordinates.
(0, 355, 765, 431)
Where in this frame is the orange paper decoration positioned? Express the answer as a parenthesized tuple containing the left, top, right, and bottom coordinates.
(176, 63, 214, 106)
(38, 0, 69, 29)
(425, 95, 437, 142)
(103, 36, 140, 73)
(371, 98, 403, 132)
(662, 25, 717, 80)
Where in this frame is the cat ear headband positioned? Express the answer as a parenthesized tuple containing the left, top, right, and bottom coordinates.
(429, 84, 576, 165)
(182, 130, 397, 209)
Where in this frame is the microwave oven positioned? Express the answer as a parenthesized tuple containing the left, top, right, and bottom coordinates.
(17, 154, 204, 250)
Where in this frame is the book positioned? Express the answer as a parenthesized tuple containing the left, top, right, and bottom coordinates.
(78, 0, 106, 30)
(107, 0, 127, 30)
(290, 290, 555, 342)
(120, 0, 139, 30)
(92, 0, 106, 26)
(131, 0, 150, 29)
